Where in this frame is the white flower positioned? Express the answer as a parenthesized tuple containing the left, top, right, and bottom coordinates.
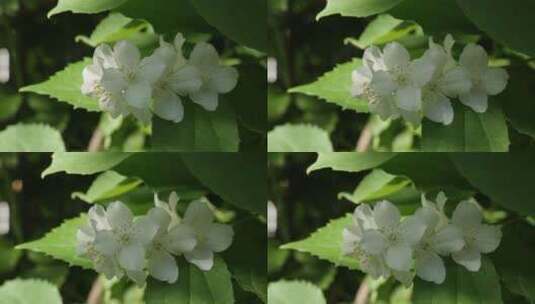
(420, 35, 472, 125)
(450, 200, 502, 271)
(92, 201, 157, 285)
(370, 42, 434, 114)
(187, 42, 239, 111)
(180, 200, 234, 271)
(144, 206, 197, 283)
(413, 192, 464, 284)
(150, 34, 203, 123)
(154, 191, 181, 228)
(360, 201, 426, 272)
(458, 44, 508, 113)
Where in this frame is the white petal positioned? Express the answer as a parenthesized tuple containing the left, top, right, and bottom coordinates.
(362, 254, 390, 279)
(147, 207, 171, 234)
(101, 69, 127, 95)
(459, 44, 488, 74)
(184, 246, 214, 271)
(95, 255, 123, 280)
(431, 224, 465, 254)
(129, 107, 152, 124)
(399, 215, 427, 246)
(125, 80, 152, 109)
(342, 227, 360, 255)
(153, 89, 184, 123)
(165, 224, 197, 253)
(190, 90, 219, 111)
(385, 243, 412, 272)
(452, 200, 482, 230)
(209, 66, 239, 93)
(369, 96, 399, 120)
(415, 250, 446, 284)
(373, 201, 401, 231)
(360, 230, 388, 255)
(184, 200, 214, 230)
(482, 68, 508, 95)
(174, 33, 186, 50)
(88, 205, 110, 230)
(132, 216, 158, 246)
(94, 44, 117, 69)
(106, 201, 133, 231)
(439, 66, 472, 97)
(353, 204, 376, 230)
(118, 242, 145, 271)
(114, 41, 141, 69)
(423, 92, 454, 125)
(474, 224, 502, 253)
(351, 67, 371, 97)
(168, 65, 202, 94)
(94, 230, 119, 256)
(189, 42, 220, 69)
(383, 42, 410, 70)
(393, 270, 414, 287)
(370, 71, 396, 95)
(138, 55, 167, 85)
(409, 58, 435, 87)
(205, 223, 234, 252)
(414, 206, 439, 232)
(399, 108, 422, 126)
(363, 45, 385, 70)
(126, 270, 147, 287)
(452, 245, 481, 272)
(459, 89, 488, 113)
(81, 64, 102, 95)
(148, 250, 179, 283)
(395, 86, 421, 112)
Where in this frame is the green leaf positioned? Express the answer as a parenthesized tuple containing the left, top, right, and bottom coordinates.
(227, 64, 267, 133)
(348, 14, 404, 49)
(502, 67, 535, 139)
(75, 13, 157, 47)
(413, 257, 502, 304)
(117, 0, 212, 34)
(0, 93, 22, 121)
(381, 153, 472, 192)
(190, 0, 266, 51)
(0, 124, 66, 152)
(42, 152, 131, 177)
(16, 216, 93, 269)
(48, 0, 127, 17)
(180, 153, 266, 217)
(71, 171, 142, 203)
(144, 256, 234, 304)
(493, 223, 535, 302)
(268, 281, 326, 304)
(307, 152, 397, 174)
(289, 59, 369, 112)
(0, 279, 62, 304)
(338, 169, 409, 204)
(281, 214, 358, 269)
(268, 124, 333, 152)
(224, 219, 267, 303)
(20, 59, 100, 112)
(151, 102, 239, 152)
(421, 103, 510, 152)
(388, 0, 477, 34)
(317, 0, 402, 19)
(457, 0, 535, 56)
(450, 152, 535, 215)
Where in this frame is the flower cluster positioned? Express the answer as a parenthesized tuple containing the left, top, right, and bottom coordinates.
(81, 34, 239, 124)
(342, 192, 502, 286)
(76, 192, 234, 286)
(351, 35, 509, 126)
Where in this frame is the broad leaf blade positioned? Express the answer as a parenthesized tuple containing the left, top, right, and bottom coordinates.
(16, 216, 92, 269)
(281, 214, 358, 269)
(268, 281, 326, 304)
(151, 102, 239, 152)
(268, 124, 333, 152)
(48, 0, 127, 17)
(144, 256, 234, 304)
(0, 124, 66, 152)
(307, 152, 397, 174)
(0, 279, 62, 304)
(413, 257, 502, 304)
(20, 59, 100, 112)
(317, 0, 402, 19)
(289, 59, 369, 112)
(42, 152, 131, 177)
